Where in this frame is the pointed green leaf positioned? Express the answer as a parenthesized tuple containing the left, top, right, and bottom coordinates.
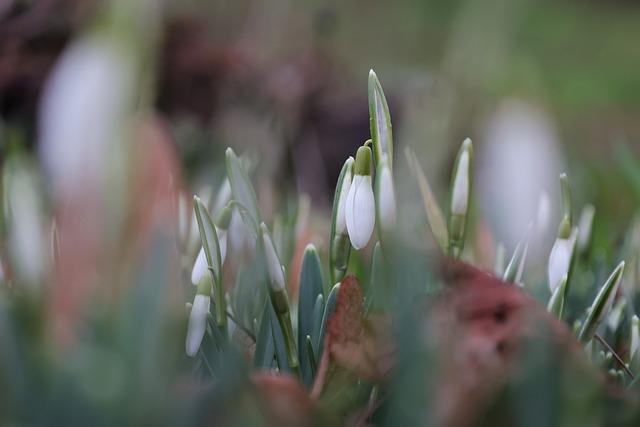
(329, 157, 354, 284)
(368, 69, 393, 166)
(578, 261, 626, 343)
(225, 148, 260, 239)
(503, 234, 529, 284)
(547, 275, 567, 318)
(270, 302, 291, 373)
(194, 196, 225, 326)
(298, 244, 324, 386)
(306, 335, 317, 378)
(405, 147, 449, 254)
(253, 301, 275, 369)
(317, 282, 341, 359)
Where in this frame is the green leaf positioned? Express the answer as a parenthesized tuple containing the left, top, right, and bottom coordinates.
(298, 244, 324, 387)
(253, 300, 275, 369)
(306, 335, 317, 378)
(366, 241, 384, 313)
(405, 147, 449, 254)
(270, 302, 291, 373)
(368, 69, 393, 166)
(547, 275, 567, 318)
(193, 196, 225, 327)
(578, 261, 626, 343)
(225, 147, 260, 239)
(503, 233, 529, 284)
(317, 282, 341, 359)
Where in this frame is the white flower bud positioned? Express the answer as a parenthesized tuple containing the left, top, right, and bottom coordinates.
(577, 204, 595, 253)
(335, 158, 354, 235)
(190, 227, 227, 285)
(261, 224, 286, 292)
(345, 174, 375, 250)
(631, 315, 639, 365)
(548, 229, 577, 293)
(185, 294, 210, 357)
(377, 160, 397, 230)
(451, 146, 470, 216)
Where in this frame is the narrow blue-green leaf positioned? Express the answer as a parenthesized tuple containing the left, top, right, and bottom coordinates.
(578, 261, 626, 343)
(225, 147, 260, 239)
(405, 148, 449, 254)
(193, 196, 225, 326)
(368, 69, 393, 166)
(306, 335, 317, 378)
(270, 302, 291, 373)
(329, 157, 354, 284)
(297, 244, 324, 386)
(253, 301, 275, 369)
(547, 275, 567, 318)
(317, 282, 341, 359)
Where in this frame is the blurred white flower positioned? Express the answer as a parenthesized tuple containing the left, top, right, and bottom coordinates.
(6, 165, 46, 285)
(377, 160, 397, 230)
(335, 157, 354, 235)
(548, 228, 577, 293)
(451, 140, 471, 216)
(38, 37, 134, 198)
(346, 174, 375, 250)
(478, 99, 562, 260)
(185, 294, 210, 357)
(536, 191, 552, 234)
(191, 228, 227, 285)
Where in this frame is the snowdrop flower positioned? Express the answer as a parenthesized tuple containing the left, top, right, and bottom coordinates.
(186, 279, 212, 357)
(630, 315, 639, 368)
(191, 205, 232, 285)
(261, 223, 286, 292)
(334, 157, 354, 235)
(451, 139, 471, 216)
(548, 228, 577, 293)
(345, 146, 375, 250)
(377, 158, 397, 231)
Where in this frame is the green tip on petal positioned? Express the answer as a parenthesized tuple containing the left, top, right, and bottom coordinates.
(354, 145, 372, 176)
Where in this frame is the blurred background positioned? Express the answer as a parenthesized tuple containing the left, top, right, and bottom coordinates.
(1, 0, 639, 234)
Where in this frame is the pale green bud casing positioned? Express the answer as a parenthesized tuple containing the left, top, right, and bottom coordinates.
(377, 158, 397, 231)
(261, 223, 286, 293)
(449, 138, 473, 258)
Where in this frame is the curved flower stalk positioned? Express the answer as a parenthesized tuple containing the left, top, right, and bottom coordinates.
(449, 138, 473, 258)
(345, 145, 375, 250)
(186, 277, 212, 357)
(329, 157, 354, 283)
(260, 223, 300, 375)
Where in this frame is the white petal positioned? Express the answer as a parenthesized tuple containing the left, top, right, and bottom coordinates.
(378, 163, 396, 230)
(186, 294, 210, 357)
(547, 232, 576, 292)
(191, 247, 207, 285)
(451, 150, 469, 216)
(536, 191, 551, 233)
(631, 316, 639, 361)
(346, 175, 375, 250)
